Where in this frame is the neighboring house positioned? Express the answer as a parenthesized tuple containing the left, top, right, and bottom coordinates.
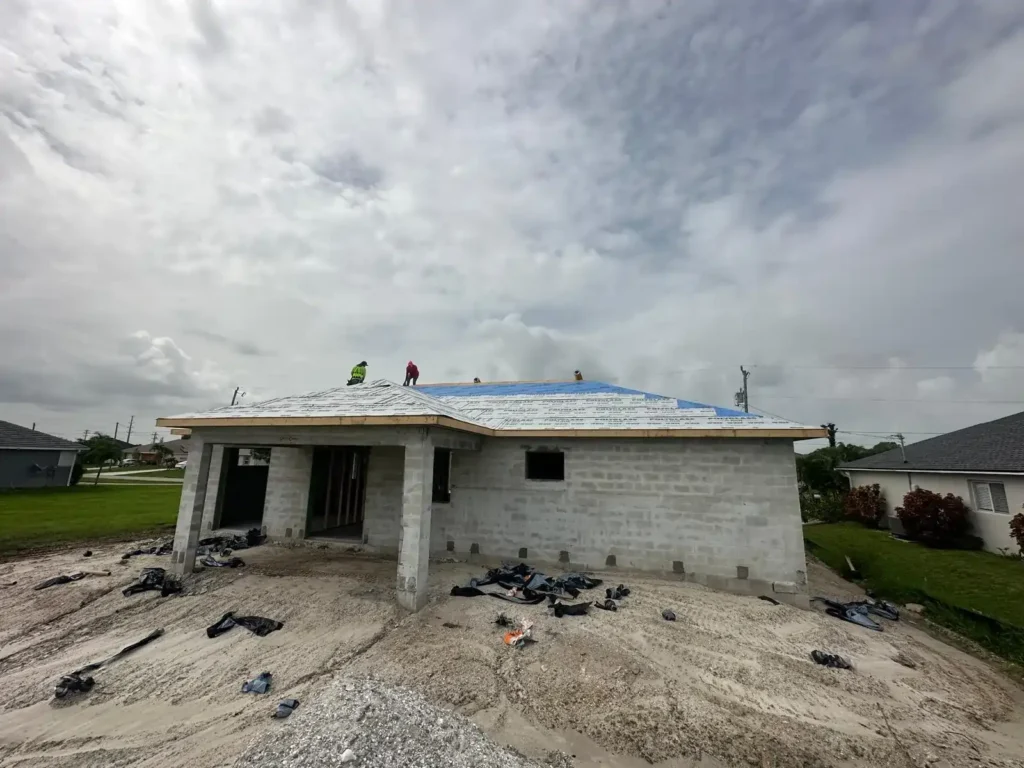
(841, 411, 1024, 553)
(0, 420, 84, 489)
(157, 379, 824, 611)
(125, 439, 190, 465)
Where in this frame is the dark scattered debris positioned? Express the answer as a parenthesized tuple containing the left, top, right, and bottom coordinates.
(34, 571, 110, 591)
(662, 609, 677, 622)
(605, 584, 630, 600)
(207, 611, 283, 639)
(54, 628, 164, 699)
(593, 599, 617, 612)
(242, 672, 273, 694)
(196, 528, 265, 557)
(122, 540, 173, 560)
(813, 597, 900, 632)
(758, 595, 781, 606)
(2, 581, 17, 588)
(83, 551, 92, 558)
(452, 562, 603, 609)
(272, 698, 300, 719)
(441, 622, 461, 629)
(200, 556, 245, 569)
(549, 600, 589, 618)
(811, 650, 852, 670)
(495, 613, 514, 628)
(893, 652, 918, 669)
(122, 568, 182, 597)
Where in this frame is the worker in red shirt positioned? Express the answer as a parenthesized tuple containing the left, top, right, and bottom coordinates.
(404, 361, 419, 386)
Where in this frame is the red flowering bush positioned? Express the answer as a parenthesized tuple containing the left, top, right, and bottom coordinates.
(1009, 512, 1024, 556)
(844, 484, 887, 528)
(896, 488, 971, 547)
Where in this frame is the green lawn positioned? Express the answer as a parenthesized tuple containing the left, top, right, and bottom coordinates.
(805, 523, 1024, 664)
(100, 468, 185, 478)
(0, 485, 180, 557)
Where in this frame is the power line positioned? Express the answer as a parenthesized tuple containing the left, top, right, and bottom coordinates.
(669, 364, 1024, 372)
(757, 395, 1024, 404)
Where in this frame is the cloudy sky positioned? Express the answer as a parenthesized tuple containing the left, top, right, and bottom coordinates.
(2, 0, 1023, 449)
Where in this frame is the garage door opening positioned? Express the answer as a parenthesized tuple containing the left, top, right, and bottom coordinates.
(216, 447, 269, 530)
(306, 446, 369, 540)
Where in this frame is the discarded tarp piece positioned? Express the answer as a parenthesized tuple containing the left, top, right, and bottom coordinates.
(34, 570, 110, 591)
(1, 581, 16, 588)
(34, 572, 85, 591)
(242, 672, 273, 694)
(758, 596, 781, 606)
(449, 585, 546, 605)
(813, 598, 882, 632)
(54, 628, 164, 699)
(122, 568, 182, 597)
(852, 598, 900, 621)
(662, 609, 677, 622)
(465, 562, 602, 600)
(121, 540, 174, 560)
(606, 584, 631, 600)
(196, 530, 264, 558)
(83, 551, 92, 558)
(811, 650, 852, 670)
(272, 698, 300, 719)
(207, 611, 284, 639)
(593, 599, 618, 612)
(549, 601, 589, 618)
(200, 556, 245, 569)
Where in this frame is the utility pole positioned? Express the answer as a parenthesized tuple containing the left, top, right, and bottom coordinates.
(734, 366, 750, 413)
(31, 422, 35, 431)
(114, 421, 119, 440)
(821, 422, 837, 448)
(894, 433, 907, 463)
(151, 431, 158, 445)
(125, 415, 134, 445)
(82, 429, 89, 440)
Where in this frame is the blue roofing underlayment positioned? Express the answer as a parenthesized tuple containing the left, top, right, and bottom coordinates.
(417, 381, 756, 419)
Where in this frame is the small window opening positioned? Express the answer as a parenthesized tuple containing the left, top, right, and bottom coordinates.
(432, 448, 452, 503)
(525, 450, 564, 481)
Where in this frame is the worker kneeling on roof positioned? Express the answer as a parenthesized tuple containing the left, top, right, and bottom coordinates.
(347, 361, 367, 386)
(404, 360, 419, 386)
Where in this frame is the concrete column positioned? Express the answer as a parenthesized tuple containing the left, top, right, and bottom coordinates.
(171, 439, 214, 576)
(262, 446, 314, 540)
(200, 445, 226, 533)
(397, 431, 434, 611)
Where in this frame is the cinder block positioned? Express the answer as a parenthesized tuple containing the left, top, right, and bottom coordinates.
(772, 581, 799, 594)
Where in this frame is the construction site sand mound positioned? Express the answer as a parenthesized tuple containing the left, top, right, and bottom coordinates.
(0, 542, 1022, 767)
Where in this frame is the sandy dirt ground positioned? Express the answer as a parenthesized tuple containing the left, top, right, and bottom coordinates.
(0, 542, 1022, 768)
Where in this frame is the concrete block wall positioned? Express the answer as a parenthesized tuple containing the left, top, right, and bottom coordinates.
(262, 446, 313, 540)
(363, 446, 405, 549)
(199, 445, 226, 533)
(431, 437, 806, 596)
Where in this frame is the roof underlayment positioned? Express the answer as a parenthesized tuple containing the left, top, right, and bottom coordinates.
(158, 380, 822, 438)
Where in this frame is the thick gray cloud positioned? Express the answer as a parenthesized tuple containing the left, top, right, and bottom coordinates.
(1, 1, 1023, 447)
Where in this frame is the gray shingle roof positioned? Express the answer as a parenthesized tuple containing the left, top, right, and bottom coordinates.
(0, 420, 84, 452)
(841, 410, 1024, 473)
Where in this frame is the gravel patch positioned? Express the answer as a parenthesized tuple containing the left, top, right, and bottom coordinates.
(233, 677, 565, 768)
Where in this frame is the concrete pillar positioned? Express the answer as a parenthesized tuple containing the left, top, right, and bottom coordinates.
(171, 439, 214, 576)
(200, 445, 226, 533)
(262, 447, 313, 540)
(397, 431, 434, 611)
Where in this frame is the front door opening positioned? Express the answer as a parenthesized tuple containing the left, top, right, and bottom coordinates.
(217, 447, 270, 529)
(307, 447, 369, 539)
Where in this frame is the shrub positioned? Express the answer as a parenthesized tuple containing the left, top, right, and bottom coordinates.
(896, 487, 971, 547)
(844, 484, 886, 527)
(800, 490, 845, 523)
(1010, 512, 1024, 556)
(70, 461, 85, 487)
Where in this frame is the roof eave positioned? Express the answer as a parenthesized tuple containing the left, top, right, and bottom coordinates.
(156, 415, 823, 440)
(843, 465, 1024, 476)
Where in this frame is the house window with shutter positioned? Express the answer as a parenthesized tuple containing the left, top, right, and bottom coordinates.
(970, 481, 1009, 514)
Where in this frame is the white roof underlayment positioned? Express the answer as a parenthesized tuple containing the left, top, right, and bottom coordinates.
(161, 380, 816, 433)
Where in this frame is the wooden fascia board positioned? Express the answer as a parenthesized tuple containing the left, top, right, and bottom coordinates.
(156, 415, 823, 440)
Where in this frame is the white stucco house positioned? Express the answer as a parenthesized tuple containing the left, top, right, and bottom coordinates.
(157, 379, 824, 610)
(841, 411, 1024, 553)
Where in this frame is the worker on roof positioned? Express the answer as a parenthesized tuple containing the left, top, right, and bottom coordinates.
(347, 361, 367, 386)
(404, 360, 419, 386)
(574, 370, 583, 381)
(473, 377, 481, 383)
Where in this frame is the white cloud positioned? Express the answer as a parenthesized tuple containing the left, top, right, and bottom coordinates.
(1, 1, 1023, 447)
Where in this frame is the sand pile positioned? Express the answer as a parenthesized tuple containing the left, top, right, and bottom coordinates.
(1, 543, 1022, 768)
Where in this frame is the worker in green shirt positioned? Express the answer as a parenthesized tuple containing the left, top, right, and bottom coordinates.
(347, 361, 367, 386)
